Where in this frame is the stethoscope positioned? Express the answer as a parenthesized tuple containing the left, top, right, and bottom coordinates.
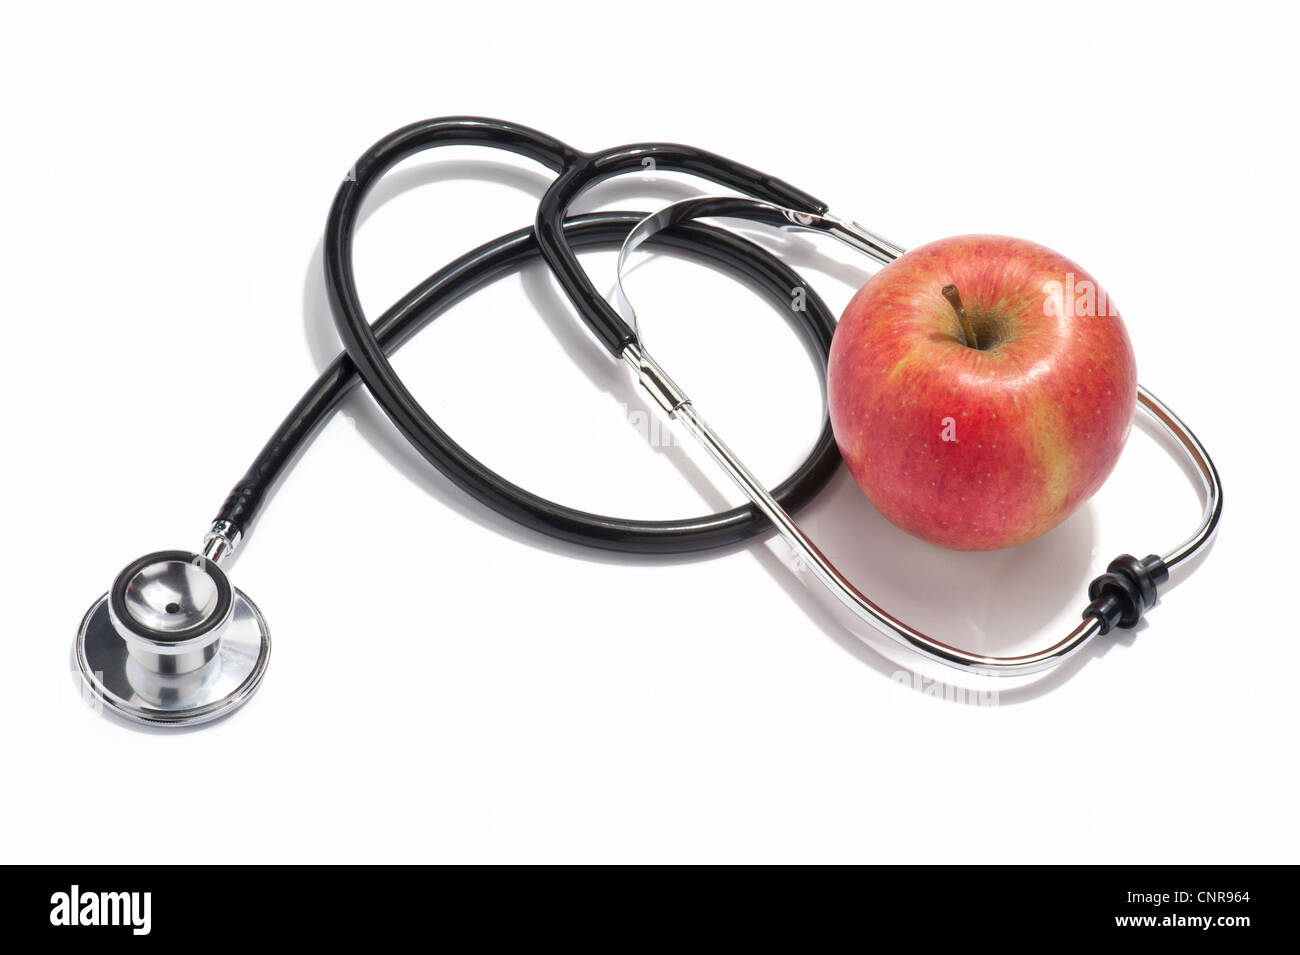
(75, 117, 1223, 726)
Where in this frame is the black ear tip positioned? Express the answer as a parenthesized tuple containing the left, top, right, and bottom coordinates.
(1083, 553, 1168, 634)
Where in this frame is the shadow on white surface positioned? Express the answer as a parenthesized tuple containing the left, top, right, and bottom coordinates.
(747, 469, 1130, 705)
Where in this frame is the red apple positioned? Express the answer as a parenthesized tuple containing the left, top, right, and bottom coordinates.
(827, 234, 1137, 550)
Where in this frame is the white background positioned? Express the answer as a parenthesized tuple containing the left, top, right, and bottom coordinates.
(2, 1, 1295, 863)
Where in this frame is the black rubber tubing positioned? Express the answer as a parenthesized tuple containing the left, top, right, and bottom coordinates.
(216, 122, 842, 553)
(534, 141, 828, 356)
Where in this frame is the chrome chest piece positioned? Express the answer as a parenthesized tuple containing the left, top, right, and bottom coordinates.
(75, 521, 270, 726)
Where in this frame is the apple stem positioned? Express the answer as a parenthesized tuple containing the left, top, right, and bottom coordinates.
(942, 284, 979, 350)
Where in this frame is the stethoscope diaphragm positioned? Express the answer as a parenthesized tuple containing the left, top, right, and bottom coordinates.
(75, 551, 270, 726)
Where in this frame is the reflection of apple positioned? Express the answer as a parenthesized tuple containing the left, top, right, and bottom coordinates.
(827, 234, 1137, 551)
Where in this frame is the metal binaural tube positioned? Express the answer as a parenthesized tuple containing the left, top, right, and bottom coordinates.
(615, 197, 1223, 676)
(1137, 385, 1223, 571)
(668, 396, 1105, 676)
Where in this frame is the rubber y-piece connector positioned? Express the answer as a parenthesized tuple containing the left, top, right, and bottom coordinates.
(1083, 554, 1169, 634)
